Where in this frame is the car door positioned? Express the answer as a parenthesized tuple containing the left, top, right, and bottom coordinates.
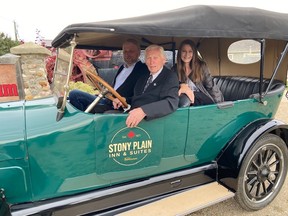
(94, 108, 189, 184)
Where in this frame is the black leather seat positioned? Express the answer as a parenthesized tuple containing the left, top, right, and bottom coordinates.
(213, 76, 285, 101)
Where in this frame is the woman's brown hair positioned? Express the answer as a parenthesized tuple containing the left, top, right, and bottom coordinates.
(176, 39, 206, 83)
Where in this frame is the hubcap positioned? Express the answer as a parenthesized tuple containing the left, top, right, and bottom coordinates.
(259, 165, 270, 182)
(244, 145, 283, 201)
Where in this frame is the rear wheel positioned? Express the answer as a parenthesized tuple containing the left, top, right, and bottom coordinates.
(235, 133, 288, 211)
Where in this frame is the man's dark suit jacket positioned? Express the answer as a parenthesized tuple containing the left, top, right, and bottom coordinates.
(127, 66, 179, 120)
(113, 61, 148, 98)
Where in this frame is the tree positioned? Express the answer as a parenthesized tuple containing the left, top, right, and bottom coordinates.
(0, 32, 20, 56)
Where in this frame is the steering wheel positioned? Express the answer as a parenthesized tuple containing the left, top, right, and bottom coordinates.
(85, 70, 128, 111)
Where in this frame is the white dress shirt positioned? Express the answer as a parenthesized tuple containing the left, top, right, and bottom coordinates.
(113, 62, 136, 90)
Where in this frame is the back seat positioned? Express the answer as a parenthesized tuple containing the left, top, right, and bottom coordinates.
(213, 76, 285, 101)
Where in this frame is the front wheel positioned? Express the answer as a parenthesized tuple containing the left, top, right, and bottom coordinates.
(235, 133, 288, 211)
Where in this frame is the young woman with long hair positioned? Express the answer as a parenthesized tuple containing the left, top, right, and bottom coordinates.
(173, 39, 224, 106)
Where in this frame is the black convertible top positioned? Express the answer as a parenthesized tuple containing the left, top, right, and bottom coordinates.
(52, 5, 288, 49)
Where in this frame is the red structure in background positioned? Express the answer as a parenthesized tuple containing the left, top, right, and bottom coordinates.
(45, 49, 112, 84)
(82, 49, 112, 61)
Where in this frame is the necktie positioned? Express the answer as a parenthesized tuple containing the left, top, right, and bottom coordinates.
(143, 74, 153, 93)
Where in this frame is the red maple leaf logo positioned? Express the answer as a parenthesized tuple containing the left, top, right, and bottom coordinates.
(127, 131, 135, 138)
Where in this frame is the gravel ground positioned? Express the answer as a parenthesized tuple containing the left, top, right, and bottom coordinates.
(189, 95, 288, 216)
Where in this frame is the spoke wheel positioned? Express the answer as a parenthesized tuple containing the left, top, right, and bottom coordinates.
(235, 133, 288, 211)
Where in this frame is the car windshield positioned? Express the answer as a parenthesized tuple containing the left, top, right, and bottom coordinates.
(52, 68, 68, 97)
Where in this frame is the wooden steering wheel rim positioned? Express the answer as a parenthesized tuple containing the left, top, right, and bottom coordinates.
(85, 70, 128, 108)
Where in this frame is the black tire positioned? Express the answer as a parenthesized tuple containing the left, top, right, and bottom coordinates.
(235, 133, 288, 211)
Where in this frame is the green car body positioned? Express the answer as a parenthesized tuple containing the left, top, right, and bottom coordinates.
(0, 85, 284, 202)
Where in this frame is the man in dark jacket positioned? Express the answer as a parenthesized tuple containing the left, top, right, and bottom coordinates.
(69, 38, 148, 112)
(113, 45, 179, 127)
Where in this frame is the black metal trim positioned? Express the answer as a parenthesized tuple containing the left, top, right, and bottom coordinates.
(259, 39, 265, 103)
(217, 119, 288, 191)
(265, 42, 288, 96)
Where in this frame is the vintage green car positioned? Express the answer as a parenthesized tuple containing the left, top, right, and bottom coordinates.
(1, 5, 288, 216)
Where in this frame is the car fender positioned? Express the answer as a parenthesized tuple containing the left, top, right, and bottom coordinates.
(216, 118, 288, 191)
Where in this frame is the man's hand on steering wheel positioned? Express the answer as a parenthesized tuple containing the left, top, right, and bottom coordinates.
(113, 98, 126, 109)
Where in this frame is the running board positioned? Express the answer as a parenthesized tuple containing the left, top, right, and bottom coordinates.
(118, 182, 234, 216)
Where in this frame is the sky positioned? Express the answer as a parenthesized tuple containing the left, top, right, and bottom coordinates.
(1, 0, 288, 43)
